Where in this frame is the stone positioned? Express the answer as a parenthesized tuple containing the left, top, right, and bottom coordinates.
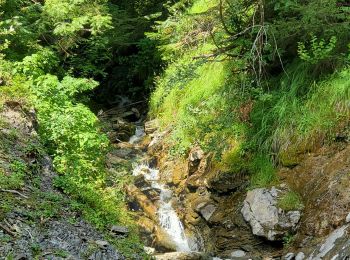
(189, 147, 204, 162)
(138, 216, 155, 234)
(111, 225, 129, 235)
(144, 246, 156, 255)
(346, 213, 350, 223)
(154, 252, 210, 260)
(196, 203, 216, 222)
(230, 250, 246, 257)
(241, 187, 301, 241)
(295, 252, 305, 260)
(125, 185, 158, 221)
(283, 253, 295, 260)
(188, 146, 204, 175)
(308, 225, 350, 259)
(205, 170, 248, 193)
(95, 240, 109, 248)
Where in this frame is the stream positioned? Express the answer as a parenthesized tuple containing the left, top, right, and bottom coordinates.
(129, 127, 196, 253)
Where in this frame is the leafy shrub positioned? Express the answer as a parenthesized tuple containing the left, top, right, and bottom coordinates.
(32, 75, 108, 179)
(298, 35, 337, 64)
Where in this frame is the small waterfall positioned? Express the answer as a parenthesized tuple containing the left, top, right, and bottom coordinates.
(132, 164, 192, 252)
(129, 125, 146, 144)
(158, 189, 191, 252)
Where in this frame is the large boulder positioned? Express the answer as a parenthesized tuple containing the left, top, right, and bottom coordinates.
(241, 187, 301, 241)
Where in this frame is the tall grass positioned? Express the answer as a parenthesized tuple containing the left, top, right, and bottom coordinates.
(250, 64, 350, 165)
(150, 0, 350, 187)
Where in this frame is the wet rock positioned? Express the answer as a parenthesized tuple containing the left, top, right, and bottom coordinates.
(154, 227, 178, 251)
(140, 187, 161, 201)
(154, 251, 210, 260)
(125, 184, 158, 221)
(110, 146, 135, 159)
(241, 187, 301, 241)
(106, 154, 128, 165)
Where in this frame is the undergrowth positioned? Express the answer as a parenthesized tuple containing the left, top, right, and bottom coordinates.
(149, 0, 350, 187)
(0, 52, 145, 259)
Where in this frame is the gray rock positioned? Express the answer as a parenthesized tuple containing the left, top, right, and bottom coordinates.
(241, 187, 301, 241)
(230, 250, 246, 257)
(95, 240, 109, 248)
(111, 225, 129, 235)
(284, 252, 295, 260)
(307, 225, 350, 259)
(189, 147, 204, 162)
(346, 213, 350, 223)
(295, 252, 305, 260)
(154, 252, 210, 260)
(196, 203, 216, 222)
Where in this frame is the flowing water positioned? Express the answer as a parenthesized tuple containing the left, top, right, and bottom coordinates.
(132, 164, 192, 252)
(129, 128, 192, 252)
(129, 125, 146, 144)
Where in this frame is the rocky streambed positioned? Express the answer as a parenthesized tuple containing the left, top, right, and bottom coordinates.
(101, 102, 350, 260)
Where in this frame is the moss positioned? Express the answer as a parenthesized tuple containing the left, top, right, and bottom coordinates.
(278, 191, 304, 211)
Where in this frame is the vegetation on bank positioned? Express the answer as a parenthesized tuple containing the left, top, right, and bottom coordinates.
(149, 0, 350, 187)
(0, 0, 166, 256)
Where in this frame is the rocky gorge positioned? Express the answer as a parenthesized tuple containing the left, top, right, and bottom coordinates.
(101, 103, 350, 259)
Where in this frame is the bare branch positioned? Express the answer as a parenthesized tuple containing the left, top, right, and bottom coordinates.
(0, 189, 29, 199)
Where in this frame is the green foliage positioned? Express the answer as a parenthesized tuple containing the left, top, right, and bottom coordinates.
(278, 191, 303, 211)
(0, 160, 27, 190)
(283, 232, 295, 247)
(150, 0, 350, 190)
(33, 75, 108, 179)
(14, 48, 59, 79)
(298, 35, 337, 64)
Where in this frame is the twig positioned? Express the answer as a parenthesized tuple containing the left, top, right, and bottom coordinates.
(41, 252, 54, 257)
(0, 223, 16, 236)
(0, 189, 29, 199)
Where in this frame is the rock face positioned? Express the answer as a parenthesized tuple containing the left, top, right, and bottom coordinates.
(306, 224, 350, 259)
(241, 187, 301, 241)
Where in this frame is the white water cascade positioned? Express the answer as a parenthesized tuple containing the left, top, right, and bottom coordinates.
(129, 125, 146, 144)
(129, 125, 193, 252)
(132, 163, 192, 252)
